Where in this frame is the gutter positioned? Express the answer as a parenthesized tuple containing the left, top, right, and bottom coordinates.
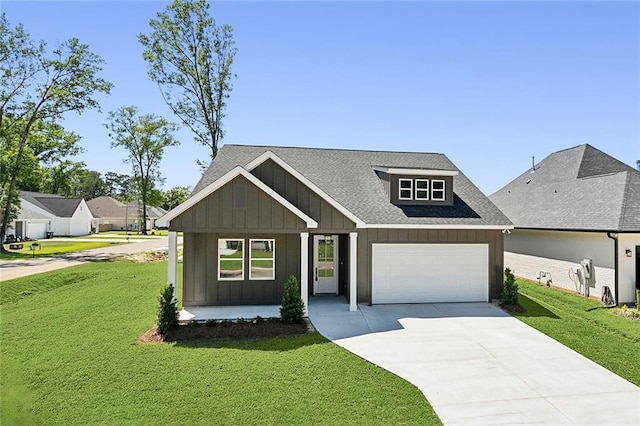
(606, 232, 619, 306)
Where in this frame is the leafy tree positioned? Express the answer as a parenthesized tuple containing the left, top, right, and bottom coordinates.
(42, 160, 86, 196)
(104, 172, 136, 202)
(162, 186, 191, 210)
(72, 169, 109, 200)
(104, 106, 179, 234)
(0, 13, 112, 249)
(139, 0, 237, 166)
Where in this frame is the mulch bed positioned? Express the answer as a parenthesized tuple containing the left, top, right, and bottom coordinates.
(139, 318, 311, 343)
(499, 303, 526, 314)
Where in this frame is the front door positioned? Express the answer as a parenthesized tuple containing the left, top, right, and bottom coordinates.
(313, 235, 338, 295)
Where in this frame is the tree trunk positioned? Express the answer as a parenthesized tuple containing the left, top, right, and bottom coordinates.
(0, 113, 38, 253)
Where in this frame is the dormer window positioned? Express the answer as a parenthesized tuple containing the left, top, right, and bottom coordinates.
(399, 179, 413, 200)
(373, 166, 457, 206)
(415, 179, 429, 200)
(431, 180, 445, 201)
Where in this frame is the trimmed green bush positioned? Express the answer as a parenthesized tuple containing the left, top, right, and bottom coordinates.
(280, 275, 304, 324)
(157, 284, 178, 333)
(501, 267, 519, 305)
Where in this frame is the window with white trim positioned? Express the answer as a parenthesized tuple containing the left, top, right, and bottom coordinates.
(399, 178, 413, 200)
(431, 179, 445, 201)
(249, 239, 275, 280)
(415, 179, 429, 200)
(218, 239, 244, 280)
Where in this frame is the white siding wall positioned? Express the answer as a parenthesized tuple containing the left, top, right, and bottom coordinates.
(505, 251, 615, 301)
(618, 234, 640, 304)
(69, 201, 93, 236)
(505, 229, 614, 268)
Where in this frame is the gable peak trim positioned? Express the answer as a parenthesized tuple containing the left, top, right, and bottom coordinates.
(244, 150, 366, 228)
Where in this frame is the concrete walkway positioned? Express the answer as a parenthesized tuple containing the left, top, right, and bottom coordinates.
(308, 297, 640, 425)
(0, 237, 181, 281)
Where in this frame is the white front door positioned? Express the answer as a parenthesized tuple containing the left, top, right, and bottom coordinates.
(313, 235, 339, 295)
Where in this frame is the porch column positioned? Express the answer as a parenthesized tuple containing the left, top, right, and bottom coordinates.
(168, 230, 178, 299)
(300, 232, 309, 315)
(349, 232, 358, 312)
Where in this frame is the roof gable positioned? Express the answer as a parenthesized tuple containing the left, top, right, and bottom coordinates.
(161, 166, 318, 229)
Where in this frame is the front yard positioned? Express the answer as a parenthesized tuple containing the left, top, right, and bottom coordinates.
(0, 240, 124, 260)
(0, 260, 439, 425)
(512, 279, 640, 386)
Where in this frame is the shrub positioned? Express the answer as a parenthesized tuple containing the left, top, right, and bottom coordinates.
(501, 267, 519, 305)
(280, 275, 304, 324)
(157, 283, 178, 334)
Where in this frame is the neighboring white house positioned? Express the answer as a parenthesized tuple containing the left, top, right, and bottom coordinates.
(490, 144, 640, 305)
(87, 196, 166, 232)
(7, 191, 93, 239)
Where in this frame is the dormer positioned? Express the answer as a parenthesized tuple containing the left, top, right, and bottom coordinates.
(373, 166, 458, 206)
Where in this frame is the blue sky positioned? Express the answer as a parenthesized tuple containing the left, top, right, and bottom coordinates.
(3, 1, 639, 196)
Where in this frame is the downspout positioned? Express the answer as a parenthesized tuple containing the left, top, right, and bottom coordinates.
(606, 232, 618, 306)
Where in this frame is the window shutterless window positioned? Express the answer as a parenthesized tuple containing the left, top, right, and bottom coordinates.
(415, 179, 429, 200)
(218, 239, 244, 280)
(431, 179, 445, 201)
(399, 178, 413, 200)
(249, 239, 275, 280)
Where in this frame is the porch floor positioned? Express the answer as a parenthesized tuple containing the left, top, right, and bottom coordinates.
(178, 295, 350, 321)
(179, 305, 281, 321)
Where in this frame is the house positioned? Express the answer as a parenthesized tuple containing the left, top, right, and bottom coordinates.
(490, 144, 640, 305)
(7, 191, 93, 239)
(87, 196, 166, 232)
(160, 145, 513, 312)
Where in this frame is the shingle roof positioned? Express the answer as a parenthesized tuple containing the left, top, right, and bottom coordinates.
(87, 196, 166, 219)
(86, 196, 126, 218)
(21, 191, 82, 218)
(191, 145, 512, 227)
(489, 144, 639, 232)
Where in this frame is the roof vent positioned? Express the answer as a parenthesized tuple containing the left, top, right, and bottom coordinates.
(530, 156, 536, 173)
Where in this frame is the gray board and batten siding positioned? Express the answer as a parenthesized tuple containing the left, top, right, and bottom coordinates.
(251, 158, 357, 233)
(182, 233, 300, 306)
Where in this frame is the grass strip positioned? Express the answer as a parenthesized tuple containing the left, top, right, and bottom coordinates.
(512, 279, 640, 386)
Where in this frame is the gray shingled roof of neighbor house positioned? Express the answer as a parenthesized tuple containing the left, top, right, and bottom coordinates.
(21, 191, 83, 218)
(86, 196, 127, 218)
(190, 145, 512, 227)
(87, 196, 167, 219)
(489, 144, 640, 232)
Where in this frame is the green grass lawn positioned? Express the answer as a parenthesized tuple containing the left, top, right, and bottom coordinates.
(0, 261, 439, 425)
(512, 279, 640, 386)
(0, 241, 125, 260)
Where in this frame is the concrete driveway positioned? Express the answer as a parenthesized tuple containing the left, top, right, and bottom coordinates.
(308, 298, 640, 425)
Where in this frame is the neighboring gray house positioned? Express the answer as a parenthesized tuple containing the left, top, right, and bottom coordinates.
(490, 144, 640, 305)
(160, 145, 512, 314)
(87, 196, 166, 232)
(7, 191, 93, 239)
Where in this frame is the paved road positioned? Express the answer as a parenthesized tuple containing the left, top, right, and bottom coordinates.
(0, 237, 181, 281)
(308, 299, 640, 425)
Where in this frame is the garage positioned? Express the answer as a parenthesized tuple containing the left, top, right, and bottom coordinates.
(371, 243, 489, 304)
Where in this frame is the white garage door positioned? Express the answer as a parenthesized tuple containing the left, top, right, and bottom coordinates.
(372, 244, 489, 304)
(27, 222, 47, 240)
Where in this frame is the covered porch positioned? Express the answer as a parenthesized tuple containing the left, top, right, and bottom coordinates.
(167, 231, 358, 318)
